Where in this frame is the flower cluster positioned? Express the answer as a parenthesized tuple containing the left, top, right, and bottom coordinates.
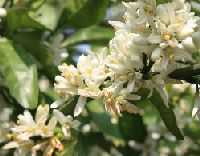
(55, 0, 200, 117)
(3, 0, 200, 155)
(3, 105, 79, 156)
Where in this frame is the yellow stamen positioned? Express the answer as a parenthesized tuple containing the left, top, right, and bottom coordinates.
(162, 32, 172, 41)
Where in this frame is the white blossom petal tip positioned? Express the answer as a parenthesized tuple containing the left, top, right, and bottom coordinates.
(74, 96, 87, 117)
(192, 107, 200, 119)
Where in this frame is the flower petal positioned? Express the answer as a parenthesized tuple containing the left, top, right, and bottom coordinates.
(35, 104, 49, 125)
(74, 96, 87, 117)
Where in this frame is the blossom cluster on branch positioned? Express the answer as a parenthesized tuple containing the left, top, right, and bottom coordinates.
(3, 105, 79, 156)
(55, 0, 200, 117)
(3, 0, 200, 155)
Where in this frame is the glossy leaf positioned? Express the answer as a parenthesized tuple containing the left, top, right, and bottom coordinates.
(191, 75, 200, 84)
(87, 100, 123, 141)
(0, 38, 38, 109)
(6, 0, 63, 32)
(29, 0, 64, 30)
(149, 89, 184, 140)
(13, 31, 53, 66)
(60, 0, 109, 28)
(61, 26, 114, 47)
(169, 64, 200, 83)
(119, 113, 147, 143)
(12, 31, 57, 80)
(6, 8, 44, 32)
(28, 0, 47, 9)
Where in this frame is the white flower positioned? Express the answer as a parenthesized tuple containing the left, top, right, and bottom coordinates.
(103, 83, 142, 116)
(73, 49, 109, 116)
(151, 0, 199, 64)
(156, 0, 198, 39)
(107, 30, 144, 78)
(121, 0, 156, 33)
(55, 50, 109, 117)
(74, 96, 87, 117)
(3, 140, 34, 156)
(32, 137, 64, 156)
(144, 75, 169, 106)
(11, 104, 57, 141)
(110, 0, 199, 71)
(54, 64, 84, 97)
(53, 110, 80, 138)
(77, 48, 108, 89)
(3, 106, 75, 156)
(4, 137, 64, 156)
(53, 0, 200, 116)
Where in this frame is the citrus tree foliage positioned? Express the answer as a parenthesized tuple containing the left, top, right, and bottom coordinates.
(1, 0, 200, 156)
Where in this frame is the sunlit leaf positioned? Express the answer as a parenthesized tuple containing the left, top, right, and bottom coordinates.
(60, 0, 109, 28)
(61, 26, 114, 47)
(29, 0, 64, 30)
(0, 38, 38, 109)
(6, 8, 44, 32)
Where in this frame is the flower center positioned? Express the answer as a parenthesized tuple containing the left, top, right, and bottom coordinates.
(162, 32, 172, 41)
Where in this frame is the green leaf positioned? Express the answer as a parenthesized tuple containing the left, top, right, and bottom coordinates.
(56, 139, 78, 156)
(0, 38, 38, 109)
(60, 0, 109, 28)
(156, 0, 171, 4)
(73, 135, 89, 156)
(87, 100, 123, 141)
(149, 90, 184, 140)
(12, 31, 57, 80)
(6, 8, 44, 32)
(6, 0, 63, 32)
(191, 1, 200, 16)
(191, 75, 200, 84)
(56, 134, 88, 156)
(169, 64, 200, 83)
(29, 0, 64, 30)
(28, 0, 47, 9)
(13, 31, 53, 66)
(119, 113, 147, 143)
(184, 121, 200, 140)
(61, 26, 114, 47)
